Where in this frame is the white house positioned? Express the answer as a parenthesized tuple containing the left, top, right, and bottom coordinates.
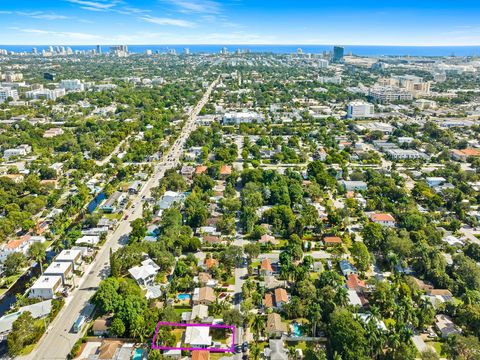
(184, 326, 212, 348)
(55, 249, 82, 271)
(29, 276, 62, 299)
(44, 261, 73, 285)
(128, 258, 160, 286)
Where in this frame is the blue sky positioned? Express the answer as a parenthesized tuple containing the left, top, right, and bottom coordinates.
(1, 0, 480, 45)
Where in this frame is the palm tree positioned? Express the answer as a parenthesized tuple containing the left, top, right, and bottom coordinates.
(28, 241, 46, 274)
(52, 240, 64, 254)
(251, 315, 265, 343)
(335, 286, 349, 307)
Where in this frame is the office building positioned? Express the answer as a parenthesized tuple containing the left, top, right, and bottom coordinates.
(44, 72, 55, 81)
(26, 88, 66, 100)
(59, 79, 84, 91)
(333, 46, 344, 63)
(96, 45, 102, 55)
(368, 87, 413, 103)
(347, 101, 375, 119)
(110, 45, 128, 57)
(184, 48, 190, 55)
(4, 72, 23, 82)
(318, 59, 329, 68)
(0, 87, 19, 103)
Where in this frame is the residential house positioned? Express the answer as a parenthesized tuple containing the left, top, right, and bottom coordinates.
(425, 289, 453, 307)
(219, 165, 232, 179)
(44, 261, 73, 285)
(92, 316, 111, 336)
(274, 288, 289, 309)
(0, 300, 52, 336)
(370, 213, 396, 227)
(264, 339, 288, 360)
(184, 326, 212, 348)
(266, 313, 287, 338)
(29, 276, 62, 299)
(260, 234, 278, 245)
(100, 191, 126, 213)
(260, 259, 274, 276)
(451, 148, 480, 162)
(339, 260, 357, 276)
(346, 274, 367, 293)
(435, 314, 461, 338)
(128, 258, 160, 286)
(192, 287, 216, 306)
(341, 180, 368, 191)
(195, 166, 208, 175)
(191, 350, 210, 360)
(323, 236, 342, 246)
(55, 249, 82, 271)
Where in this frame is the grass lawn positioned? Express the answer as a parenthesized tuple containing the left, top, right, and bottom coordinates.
(211, 354, 233, 359)
(225, 276, 235, 285)
(427, 341, 446, 357)
(19, 344, 35, 355)
(103, 213, 122, 220)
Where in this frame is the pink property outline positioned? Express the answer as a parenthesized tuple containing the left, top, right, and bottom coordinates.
(151, 321, 236, 353)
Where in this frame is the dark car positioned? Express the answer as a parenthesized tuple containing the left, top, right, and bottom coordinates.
(242, 342, 248, 352)
(234, 345, 242, 354)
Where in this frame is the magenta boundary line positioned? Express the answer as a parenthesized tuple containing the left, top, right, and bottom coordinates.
(151, 321, 235, 353)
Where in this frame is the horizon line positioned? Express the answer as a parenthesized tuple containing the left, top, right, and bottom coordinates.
(1, 43, 480, 47)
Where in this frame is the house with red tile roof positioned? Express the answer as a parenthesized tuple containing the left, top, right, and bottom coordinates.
(370, 213, 396, 227)
(260, 258, 274, 276)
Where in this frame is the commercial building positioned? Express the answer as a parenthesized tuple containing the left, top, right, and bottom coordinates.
(0, 87, 19, 103)
(43, 128, 64, 138)
(3, 144, 32, 159)
(222, 111, 264, 125)
(347, 101, 374, 119)
(332, 46, 344, 63)
(26, 88, 66, 100)
(59, 79, 84, 91)
(369, 87, 413, 103)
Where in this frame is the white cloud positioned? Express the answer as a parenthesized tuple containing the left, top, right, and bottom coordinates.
(161, 0, 221, 14)
(66, 0, 119, 11)
(18, 28, 101, 40)
(18, 12, 70, 20)
(140, 15, 195, 27)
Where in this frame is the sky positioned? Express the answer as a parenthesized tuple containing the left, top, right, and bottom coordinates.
(1, 0, 480, 46)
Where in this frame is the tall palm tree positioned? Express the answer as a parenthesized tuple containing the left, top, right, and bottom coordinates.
(28, 241, 46, 274)
(251, 315, 265, 343)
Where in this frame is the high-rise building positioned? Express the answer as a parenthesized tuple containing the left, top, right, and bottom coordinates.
(145, 49, 152, 55)
(333, 46, 344, 63)
(96, 45, 102, 55)
(184, 48, 190, 55)
(297, 48, 303, 55)
(32, 47, 38, 55)
(59, 79, 85, 91)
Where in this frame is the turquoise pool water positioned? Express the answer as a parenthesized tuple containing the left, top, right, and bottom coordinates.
(132, 348, 144, 360)
(293, 323, 302, 337)
(177, 293, 191, 301)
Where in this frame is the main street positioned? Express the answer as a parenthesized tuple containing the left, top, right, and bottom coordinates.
(21, 78, 219, 360)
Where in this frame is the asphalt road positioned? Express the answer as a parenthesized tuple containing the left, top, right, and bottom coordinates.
(20, 78, 218, 360)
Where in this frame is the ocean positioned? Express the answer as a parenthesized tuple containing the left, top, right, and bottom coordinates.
(1, 44, 480, 57)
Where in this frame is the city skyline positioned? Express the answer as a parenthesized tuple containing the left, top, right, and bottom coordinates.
(1, 0, 480, 46)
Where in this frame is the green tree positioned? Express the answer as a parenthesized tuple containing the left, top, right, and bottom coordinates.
(350, 242, 371, 273)
(28, 241, 47, 274)
(4, 252, 27, 276)
(328, 308, 369, 360)
(110, 317, 126, 337)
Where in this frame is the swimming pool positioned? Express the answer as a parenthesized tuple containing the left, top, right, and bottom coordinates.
(293, 323, 302, 337)
(132, 348, 144, 360)
(177, 293, 191, 301)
